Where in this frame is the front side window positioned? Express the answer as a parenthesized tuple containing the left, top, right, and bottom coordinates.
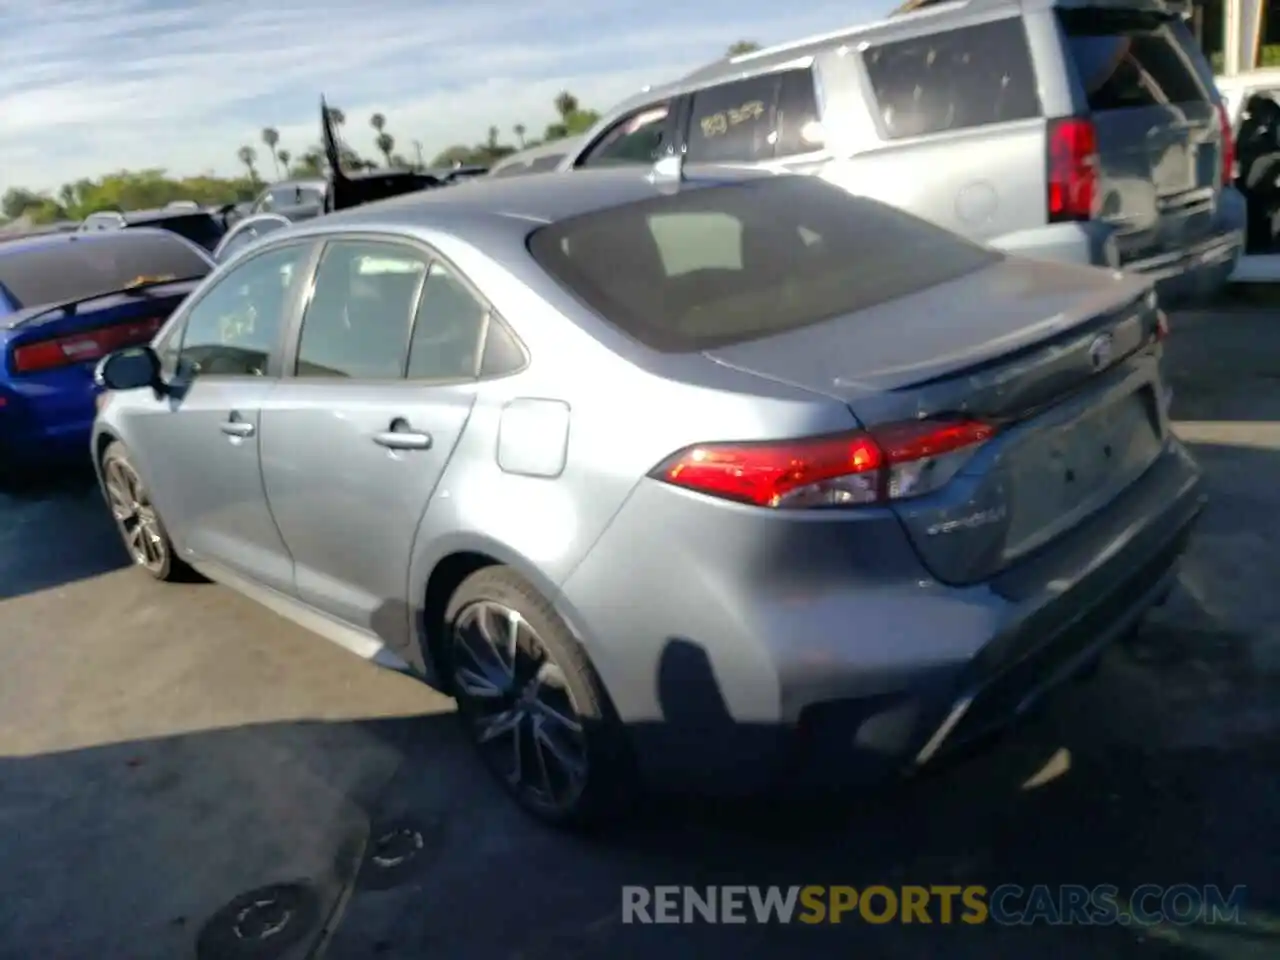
(294, 241, 428, 379)
(528, 176, 999, 353)
(578, 101, 672, 167)
(864, 19, 1041, 140)
(406, 263, 489, 381)
(178, 242, 313, 377)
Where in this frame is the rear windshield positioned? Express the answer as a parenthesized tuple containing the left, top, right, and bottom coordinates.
(527, 176, 1000, 353)
(0, 232, 212, 311)
(1060, 9, 1212, 111)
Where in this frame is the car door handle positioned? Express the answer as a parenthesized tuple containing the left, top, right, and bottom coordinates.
(220, 420, 255, 438)
(373, 429, 432, 451)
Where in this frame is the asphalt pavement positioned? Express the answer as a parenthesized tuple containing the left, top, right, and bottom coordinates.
(0, 306, 1277, 960)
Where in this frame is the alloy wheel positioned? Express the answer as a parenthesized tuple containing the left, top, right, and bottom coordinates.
(450, 600, 588, 814)
(103, 458, 167, 574)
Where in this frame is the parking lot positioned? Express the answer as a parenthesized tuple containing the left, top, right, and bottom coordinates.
(0, 306, 1278, 960)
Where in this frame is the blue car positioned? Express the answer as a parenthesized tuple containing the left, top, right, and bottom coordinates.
(0, 229, 213, 476)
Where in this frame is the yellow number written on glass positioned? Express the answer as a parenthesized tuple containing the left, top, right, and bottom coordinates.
(698, 100, 766, 138)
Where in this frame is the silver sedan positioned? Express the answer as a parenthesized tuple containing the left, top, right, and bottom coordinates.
(91, 166, 1203, 825)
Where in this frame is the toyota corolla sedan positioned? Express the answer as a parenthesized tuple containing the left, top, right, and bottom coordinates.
(91, 166, 1204, 825)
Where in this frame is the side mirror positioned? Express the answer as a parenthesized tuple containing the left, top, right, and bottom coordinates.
(96, 346, 162, 392)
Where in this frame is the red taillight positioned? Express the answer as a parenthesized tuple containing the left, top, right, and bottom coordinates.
(1047, 117, 1099, 223)
(1217, 102, 1236, 186)
(651, 420, 995, 509)
(9, 318, 163, 374)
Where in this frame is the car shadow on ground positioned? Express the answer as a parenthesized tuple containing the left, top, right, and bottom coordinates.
(0, 461, 132, 602)
(3, 619, 1277, 960)
(328, 611, 1280, 960)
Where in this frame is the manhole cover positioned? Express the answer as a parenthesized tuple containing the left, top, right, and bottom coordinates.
(196, 882, 320, 960)
(357, 818, 440, 891)
(371, 827, 424, 869)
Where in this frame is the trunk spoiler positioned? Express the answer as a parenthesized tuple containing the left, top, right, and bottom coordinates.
(3, 275, 206, 330)
(321, 96, 443, 212)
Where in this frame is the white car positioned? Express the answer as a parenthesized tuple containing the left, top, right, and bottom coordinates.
(1217, 68, 1280, 130)
(1217, 69, 1280, 282)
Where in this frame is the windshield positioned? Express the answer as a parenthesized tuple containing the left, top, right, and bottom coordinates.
(527, 175, 999, 352)
(0, 231, 212, 311)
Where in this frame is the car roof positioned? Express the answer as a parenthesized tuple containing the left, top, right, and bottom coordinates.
(122, 207, 218, 223)
(302, 166, 771, 243)
(600, 0, 1179, 124)
(264, 179, 326, 192)
(0, 226, 184, 257)
(607, 0, 1015, 115)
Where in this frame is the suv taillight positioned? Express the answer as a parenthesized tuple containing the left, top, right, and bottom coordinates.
(1217, 102, 1236, 186)
(650, 420, 995, 509)
(1047, 117, 1099, 222)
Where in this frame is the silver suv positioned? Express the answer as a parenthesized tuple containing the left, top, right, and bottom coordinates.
(559, 0, 1244, 305)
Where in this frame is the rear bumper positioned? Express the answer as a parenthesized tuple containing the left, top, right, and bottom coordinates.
(561, 437, 1204, 796)
(1125, 228, 1244, 306)
(0, 374, 99, 470)
(990, 190, 1246, 307)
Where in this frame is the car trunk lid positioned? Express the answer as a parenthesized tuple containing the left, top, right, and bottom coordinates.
(703, 257, 1168, 584)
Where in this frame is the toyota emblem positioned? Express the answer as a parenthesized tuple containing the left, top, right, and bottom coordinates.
(1089, 333, 1114, 371)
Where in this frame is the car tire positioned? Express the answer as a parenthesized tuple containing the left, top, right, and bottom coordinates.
(444, 566, 634, 828)
(100, 441, 193, 582)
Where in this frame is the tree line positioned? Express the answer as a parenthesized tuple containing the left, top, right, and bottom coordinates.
(2, 41, 764, 227)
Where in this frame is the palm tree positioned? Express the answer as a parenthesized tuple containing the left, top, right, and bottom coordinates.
(370, 112, 386, 134)
(514, 123, 527, 149)
(261, 127, 281, 178)
(58, 183, 77, 210)
(487, 126, 499, 151)
(324, 105, 346, 147)
(375, 132, 395, 167)
(727, 40, 762, 56)
(236, 145, 259, 184)
(554, 91, 579, 120)
(277, 149, 292, 175)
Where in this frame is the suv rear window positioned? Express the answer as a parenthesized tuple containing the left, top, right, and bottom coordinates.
(1061, 9, 1211, 111)
(527, 176, 999, 353)
(863, 18, 1041, 140)
(143, 213, 226, 252)
(0, 232, 212, 311)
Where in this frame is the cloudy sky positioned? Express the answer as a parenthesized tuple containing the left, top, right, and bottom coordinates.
(0, 0, 883, 192)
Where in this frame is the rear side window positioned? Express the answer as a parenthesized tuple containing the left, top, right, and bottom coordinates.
(1060, 9, 1211, 111)
(295, 241, 427, 379)
(528, 176, 999, 353)
(406, 263, 488, 381)
(686, 69, 825, 164)
(0, 232, 212, 311)
(863, 19, 1041, 140)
